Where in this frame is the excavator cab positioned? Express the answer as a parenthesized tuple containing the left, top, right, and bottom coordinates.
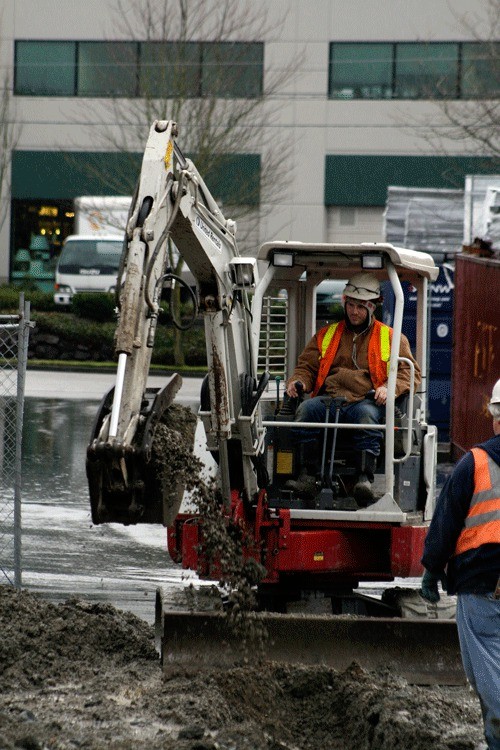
(252, 242, 438, 522)
(268, 386, 417, 512)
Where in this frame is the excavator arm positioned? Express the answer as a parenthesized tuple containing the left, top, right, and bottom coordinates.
(86, 120, 266, 525)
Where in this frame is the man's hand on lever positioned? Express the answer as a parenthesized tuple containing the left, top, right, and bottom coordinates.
(286, 380, 305, 399)
(374, 385, 387, 405)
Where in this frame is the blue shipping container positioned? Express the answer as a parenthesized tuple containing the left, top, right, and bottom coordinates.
(382, 263, 454, 442)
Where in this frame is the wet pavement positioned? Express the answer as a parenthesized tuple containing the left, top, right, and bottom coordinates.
(9, 370, 453, 624)
(14, 371, 206, 624)
(23, 368, 203, 403)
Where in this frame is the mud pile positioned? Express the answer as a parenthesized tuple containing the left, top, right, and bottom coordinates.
(150, 403, 199, 524)
(3, 404, 484, 748)
(0, 585, 484, 750)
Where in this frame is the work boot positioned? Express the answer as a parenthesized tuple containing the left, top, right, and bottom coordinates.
(284, 440, 319, 496)
(284, 468, 317, 496)
(353, 451, 378, 507)
(353, 473, 375, 506)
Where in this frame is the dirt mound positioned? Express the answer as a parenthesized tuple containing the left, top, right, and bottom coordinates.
(0, 586, 157, 690)
(0, 585, 484, 750)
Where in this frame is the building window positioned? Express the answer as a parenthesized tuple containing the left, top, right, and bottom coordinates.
(140, 42, 201, 97)
(10, 199, 74, 292)
(140, 41, 263, 98)
(329, 41, 498, 100)
(461, 42, 500, 98)
(329, 43, 393, 100)
(394, 43, 458, 99)
(77, 42, 138, 97)
(15, 41, 76, 96)
(201, 42, 263, 98)
(15, 40, 263, 99)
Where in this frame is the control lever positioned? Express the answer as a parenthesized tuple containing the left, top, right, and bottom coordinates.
(366, 388, 406, 419)
(274, 376, 281, 415)
(279, 381, 304, 417)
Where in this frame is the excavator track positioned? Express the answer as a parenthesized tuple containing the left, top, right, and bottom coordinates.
(155, 592, 464, 686)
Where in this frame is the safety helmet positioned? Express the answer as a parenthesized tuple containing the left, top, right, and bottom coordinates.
(489, 378, 500, 406)
(343, 272, 380, 302)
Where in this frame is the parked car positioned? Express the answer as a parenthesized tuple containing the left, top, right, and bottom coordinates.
(315, 279, 346, 322)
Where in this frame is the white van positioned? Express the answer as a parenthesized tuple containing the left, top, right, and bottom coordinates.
(54, 235, 123, 305)
(74, 196, 132, 235)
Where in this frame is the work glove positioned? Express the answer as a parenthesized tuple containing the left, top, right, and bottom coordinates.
(420, 569, 448, 603)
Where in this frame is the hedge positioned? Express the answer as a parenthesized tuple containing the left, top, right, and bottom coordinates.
(0, 286, 207, 366)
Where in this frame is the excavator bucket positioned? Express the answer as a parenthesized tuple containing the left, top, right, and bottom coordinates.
(87, 373, 196, 526)
(155, 594, 464, 686)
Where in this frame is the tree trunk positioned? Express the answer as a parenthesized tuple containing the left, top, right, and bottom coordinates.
(171, 282, 185, 367)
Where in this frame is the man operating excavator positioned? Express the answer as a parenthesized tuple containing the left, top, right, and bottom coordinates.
(285, 272, 420, 505)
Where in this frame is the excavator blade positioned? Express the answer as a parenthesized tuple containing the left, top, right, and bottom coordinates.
(156, 607, 464, 686)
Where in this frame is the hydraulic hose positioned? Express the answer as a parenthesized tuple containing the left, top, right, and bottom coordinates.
(144, 170, 186, 312)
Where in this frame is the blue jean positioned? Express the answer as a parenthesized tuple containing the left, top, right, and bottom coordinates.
(294, 396, 384, 456)
(456, 592, 500, 750)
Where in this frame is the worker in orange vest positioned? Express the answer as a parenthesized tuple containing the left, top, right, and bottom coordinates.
(285, 272, 420, 505)
(421, 378, 500, 750)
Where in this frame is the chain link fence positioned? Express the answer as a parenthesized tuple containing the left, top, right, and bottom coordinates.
(0, 295, 32, 588)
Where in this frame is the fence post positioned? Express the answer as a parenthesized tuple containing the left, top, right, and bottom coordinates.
(0, 293, 32, 588)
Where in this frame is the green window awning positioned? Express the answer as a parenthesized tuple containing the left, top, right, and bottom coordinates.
(325, 155, 499, 206)
(12, 151, 261, 205)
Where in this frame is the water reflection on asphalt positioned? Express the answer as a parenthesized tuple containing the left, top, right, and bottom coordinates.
(19, 398, 201, 624)
(16, 398, 455, 624)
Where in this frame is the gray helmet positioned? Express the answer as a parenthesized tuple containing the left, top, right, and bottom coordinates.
(343, 272, 380, 302)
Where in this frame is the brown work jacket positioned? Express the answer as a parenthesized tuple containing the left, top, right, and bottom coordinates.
(287, 321, 421, 403)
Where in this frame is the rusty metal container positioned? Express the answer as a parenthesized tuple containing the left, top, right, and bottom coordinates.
(450, 252, 500, 459)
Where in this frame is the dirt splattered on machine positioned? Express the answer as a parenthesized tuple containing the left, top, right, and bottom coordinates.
(0, 586, 484, 750)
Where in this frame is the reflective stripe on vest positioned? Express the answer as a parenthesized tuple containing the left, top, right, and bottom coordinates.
(312, 319, 392, 397)
(454, 447, 500, 555)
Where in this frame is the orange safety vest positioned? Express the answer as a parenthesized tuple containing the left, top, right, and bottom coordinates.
(312, 319, 392, 397)
(455, 447, 500, 555)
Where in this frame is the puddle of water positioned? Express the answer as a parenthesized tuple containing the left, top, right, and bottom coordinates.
(15, 398, 196, 623)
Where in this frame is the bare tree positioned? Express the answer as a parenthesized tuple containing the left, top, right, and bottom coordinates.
(73, 0, 301, 365)
(92, 0, 299, 231)
(406, 2, 500, 170)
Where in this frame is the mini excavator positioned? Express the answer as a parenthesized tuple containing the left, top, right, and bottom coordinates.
(86, 121, 462, 684)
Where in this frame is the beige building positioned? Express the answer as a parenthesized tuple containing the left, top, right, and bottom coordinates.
(0, 0, 497, 286)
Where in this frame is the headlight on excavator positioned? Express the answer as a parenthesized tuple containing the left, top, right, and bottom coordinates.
(361, 254, 384, 270)
(229, 257, 259, 289)
(272, 250, 295, 267)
